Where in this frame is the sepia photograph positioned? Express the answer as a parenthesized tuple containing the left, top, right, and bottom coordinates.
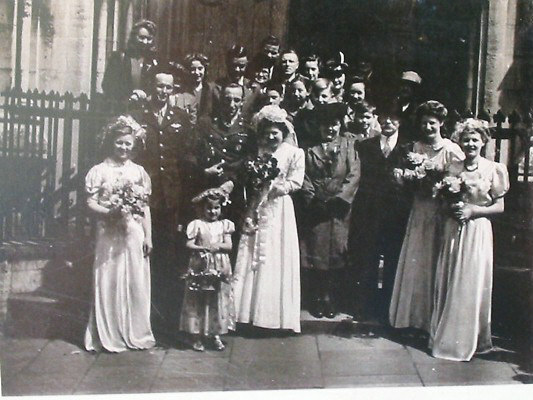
(0, 0, 531, 398)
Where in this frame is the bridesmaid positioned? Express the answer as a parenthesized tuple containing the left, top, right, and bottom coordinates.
(84, 117, 156, 352)
(389, 101, 464, 333)
(430, 118, 509, 361)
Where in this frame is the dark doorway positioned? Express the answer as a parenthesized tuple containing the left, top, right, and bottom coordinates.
(287, 0, 483, 111)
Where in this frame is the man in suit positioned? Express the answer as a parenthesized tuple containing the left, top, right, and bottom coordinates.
(132, 64, 193, 336)
(347, 105, 412, 324)
(393, 70, 422, 143)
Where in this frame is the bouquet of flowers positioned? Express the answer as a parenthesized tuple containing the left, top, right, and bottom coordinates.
(393, 152, 445, 195)
(242, 154, 280, 234)
(432, 175, 467, 223)
(101, 179, 149, 220)
(181, 263, 229, 292)
(244, 154, 281, 190)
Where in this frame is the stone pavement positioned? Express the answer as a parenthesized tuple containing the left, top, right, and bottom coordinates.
(1, 314, 532, 397)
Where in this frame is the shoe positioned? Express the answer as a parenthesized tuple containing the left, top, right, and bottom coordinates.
(324, 300, 337, 319)
(192, 340, 205, 352)
(213, 336, 225, 351)
(310, 298, 325, 318)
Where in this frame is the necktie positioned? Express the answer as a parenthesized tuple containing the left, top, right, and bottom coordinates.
(383, 141, 392, 158)
(157, 109, 164, 125)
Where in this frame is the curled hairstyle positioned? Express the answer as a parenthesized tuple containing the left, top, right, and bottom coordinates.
(452, 118, 491, 144)
(257, 119, 291, 139)
(416, 100, 448, 124)
(127, 20, 157, 52)
(183, 53, 210, 70)
(100, 118, 137, 158)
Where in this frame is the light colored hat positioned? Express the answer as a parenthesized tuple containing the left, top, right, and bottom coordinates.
(401, 71, 422, 85)
(191, 181, 234, 206)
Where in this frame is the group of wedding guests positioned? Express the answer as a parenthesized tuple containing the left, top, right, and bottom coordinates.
(83, 20, 509, 362)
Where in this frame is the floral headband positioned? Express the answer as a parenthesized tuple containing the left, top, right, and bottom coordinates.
(100, 114, 147, 150)
(252, 105, 296, 139)
(451, 118, 490, 143)
(191, 181, 234, 207)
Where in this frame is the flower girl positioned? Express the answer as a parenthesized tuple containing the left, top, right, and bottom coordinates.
(179, 182, 236, 351)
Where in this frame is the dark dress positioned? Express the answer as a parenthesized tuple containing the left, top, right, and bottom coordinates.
(347, 135, 412, 321)
(101, 49, 159, 102)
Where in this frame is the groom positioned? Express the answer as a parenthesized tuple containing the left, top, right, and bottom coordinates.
(132, 63, 193, 335)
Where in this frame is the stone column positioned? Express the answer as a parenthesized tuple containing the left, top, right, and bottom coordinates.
(482, 0, 520, 114)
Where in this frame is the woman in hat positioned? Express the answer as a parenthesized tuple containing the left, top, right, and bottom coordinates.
(300, 103, 360, 318)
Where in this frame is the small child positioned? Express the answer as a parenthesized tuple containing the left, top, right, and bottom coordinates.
(179, 181, 235, 352)
(282, 78, 313, 121)
(346, 101, 381, 141)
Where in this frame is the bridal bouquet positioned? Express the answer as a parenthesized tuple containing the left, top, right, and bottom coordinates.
(104, 180, 149, 219)
(393, 152, 445, 195)
(433, 175, 467, 223)
(242, 154, 280, 234)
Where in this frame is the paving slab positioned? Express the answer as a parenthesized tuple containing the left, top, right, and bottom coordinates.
(317, 334, 405, 352)
(74, 365, 161, 394)
(150, 373, 226, 393)
(230, 335, 319, 362)
(92, 347, 166, 368)
(0, 337, 48, 359)
(323, 374, 423, 388)
(159, 355, 230, 375)
(417, 361, 521, 386)
(320, 349, 417, 377)
(2, 370, 84, 396)
(224, 357, 323, 391)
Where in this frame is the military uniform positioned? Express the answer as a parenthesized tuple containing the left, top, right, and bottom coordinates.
(194, 113, 251, 229)
(132, 104, 193, 335)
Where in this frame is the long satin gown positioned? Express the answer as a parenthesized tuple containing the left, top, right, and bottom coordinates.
(84, 159, 156, 352)
(389, 139, 464, 331)
(232, 142, 305, 332)
(430, 158, 509, 361)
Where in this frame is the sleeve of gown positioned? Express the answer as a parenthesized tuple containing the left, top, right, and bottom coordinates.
(186, 220, 201, 240)
(85, 165, 102, 200)
(222, 219, 235, 235)
(273, 147, 305, 195)
(445, 141, 465, 164)
(489, 162, 510, 200)
(139, 165, 152, 196)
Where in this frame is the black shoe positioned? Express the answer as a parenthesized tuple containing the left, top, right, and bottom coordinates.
(310, 298, 325, 318)
(324, 300, 337, 319)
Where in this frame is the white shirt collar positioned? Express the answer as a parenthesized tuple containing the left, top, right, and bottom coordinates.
(380, 132, 398, 151)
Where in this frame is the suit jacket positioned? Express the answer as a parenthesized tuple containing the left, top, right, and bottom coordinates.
(132, 105, 193, 213)
(349, 135, 412, 266)
(101, 50, 159, 101)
